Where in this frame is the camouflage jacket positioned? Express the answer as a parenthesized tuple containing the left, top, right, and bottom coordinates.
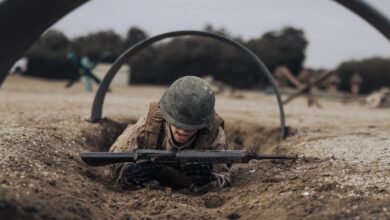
(109, 115, 231, 188)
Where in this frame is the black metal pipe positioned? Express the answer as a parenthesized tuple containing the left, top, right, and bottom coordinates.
(334, 0, 390, 41)
(0, 0, 88, 87)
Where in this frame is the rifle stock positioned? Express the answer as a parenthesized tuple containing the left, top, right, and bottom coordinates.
(81, 150, 297, 167)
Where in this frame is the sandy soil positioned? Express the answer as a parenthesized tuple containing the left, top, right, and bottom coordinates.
(0, 75, 389, 220)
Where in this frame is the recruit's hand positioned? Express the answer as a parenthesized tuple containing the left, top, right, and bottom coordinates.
(156, 166, 192, 189)
(181, 163, 216, 186)
(122, 161, 162, 186)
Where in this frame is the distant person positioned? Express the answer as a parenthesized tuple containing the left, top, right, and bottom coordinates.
(350, 72, 363, 97)
(343, 72, 363, 104)
(109, 76, 230, 193)
(325, 71, 340, 93)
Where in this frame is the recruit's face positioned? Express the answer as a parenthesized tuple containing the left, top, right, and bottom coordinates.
(169, 124, 197, 144)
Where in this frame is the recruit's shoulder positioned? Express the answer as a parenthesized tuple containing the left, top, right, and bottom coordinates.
(109, 115, 147, 153)
(210, 126, 228, 150)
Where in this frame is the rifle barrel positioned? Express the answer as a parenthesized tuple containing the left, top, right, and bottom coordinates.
(80, 150, 298, 167)
(255, 154, 297, 160)
(81, 152, 137, 166)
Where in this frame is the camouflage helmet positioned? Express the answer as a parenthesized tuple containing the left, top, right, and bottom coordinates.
(160, 76, 215, 130)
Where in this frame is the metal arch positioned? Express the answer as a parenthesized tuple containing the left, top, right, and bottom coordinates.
(90, 30, 287, 138)
(0, 0, 88, 87)
(334, 0, 390, 41)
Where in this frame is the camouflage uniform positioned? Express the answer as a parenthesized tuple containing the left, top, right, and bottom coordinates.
(109, 114, 231, 188)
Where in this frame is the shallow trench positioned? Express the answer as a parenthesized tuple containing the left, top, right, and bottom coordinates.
(75, 118, 296, 218)
(0, 117, 297, 220)
(81, 117, 286, 153)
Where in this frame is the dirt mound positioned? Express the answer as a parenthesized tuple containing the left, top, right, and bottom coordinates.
(0, 110, 288, 220)
(1, 76, 390, 219)
(225, 120, 282, 152)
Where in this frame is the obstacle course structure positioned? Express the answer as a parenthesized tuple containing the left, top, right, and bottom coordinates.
(0, 0, 88, 87)
(88, 30, 287, 137)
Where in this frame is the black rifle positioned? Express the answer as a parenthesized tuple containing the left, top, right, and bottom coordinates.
(80, 149, 297, 167)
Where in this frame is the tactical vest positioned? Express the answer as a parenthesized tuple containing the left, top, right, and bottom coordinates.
(143, 102, 224, 149)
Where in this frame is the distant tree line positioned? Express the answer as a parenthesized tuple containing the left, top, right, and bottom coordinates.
(24, 25, 389, 92)
(24, 25, 307, 88)
(25, 27, 147, 80)
(336, 57, 390, 94)
(130, 26, 307, 88)
(26, 29, 77, 79)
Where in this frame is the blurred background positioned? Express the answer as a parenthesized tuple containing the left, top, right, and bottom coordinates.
(8, 0, 390, 94)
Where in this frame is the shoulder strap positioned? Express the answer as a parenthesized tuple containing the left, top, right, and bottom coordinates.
(193, 113, 224, 149)
(143, 102, 164, 149)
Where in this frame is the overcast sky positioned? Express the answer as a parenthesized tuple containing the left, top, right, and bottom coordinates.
(52, 0, 390, 69)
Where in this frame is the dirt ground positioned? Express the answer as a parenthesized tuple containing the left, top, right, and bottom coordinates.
(0, 75, 389, 220)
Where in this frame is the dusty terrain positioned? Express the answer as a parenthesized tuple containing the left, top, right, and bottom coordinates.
(0, 75, 389, 220)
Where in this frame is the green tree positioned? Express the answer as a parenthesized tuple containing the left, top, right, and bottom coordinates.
(123, 27, 148, 49)
(130, 26, 308, 88)
(203, 24, 231, 37)
(25, 29, 77, 79)
(247, 27, 307, 75)
(71, 30, 123, 62)
(337, 57, 390, 94)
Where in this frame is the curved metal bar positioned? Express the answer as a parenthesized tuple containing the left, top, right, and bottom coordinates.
(90, 30, 287, 138)
(0, 0, 88, 87)
(334, 0, 390, 41)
